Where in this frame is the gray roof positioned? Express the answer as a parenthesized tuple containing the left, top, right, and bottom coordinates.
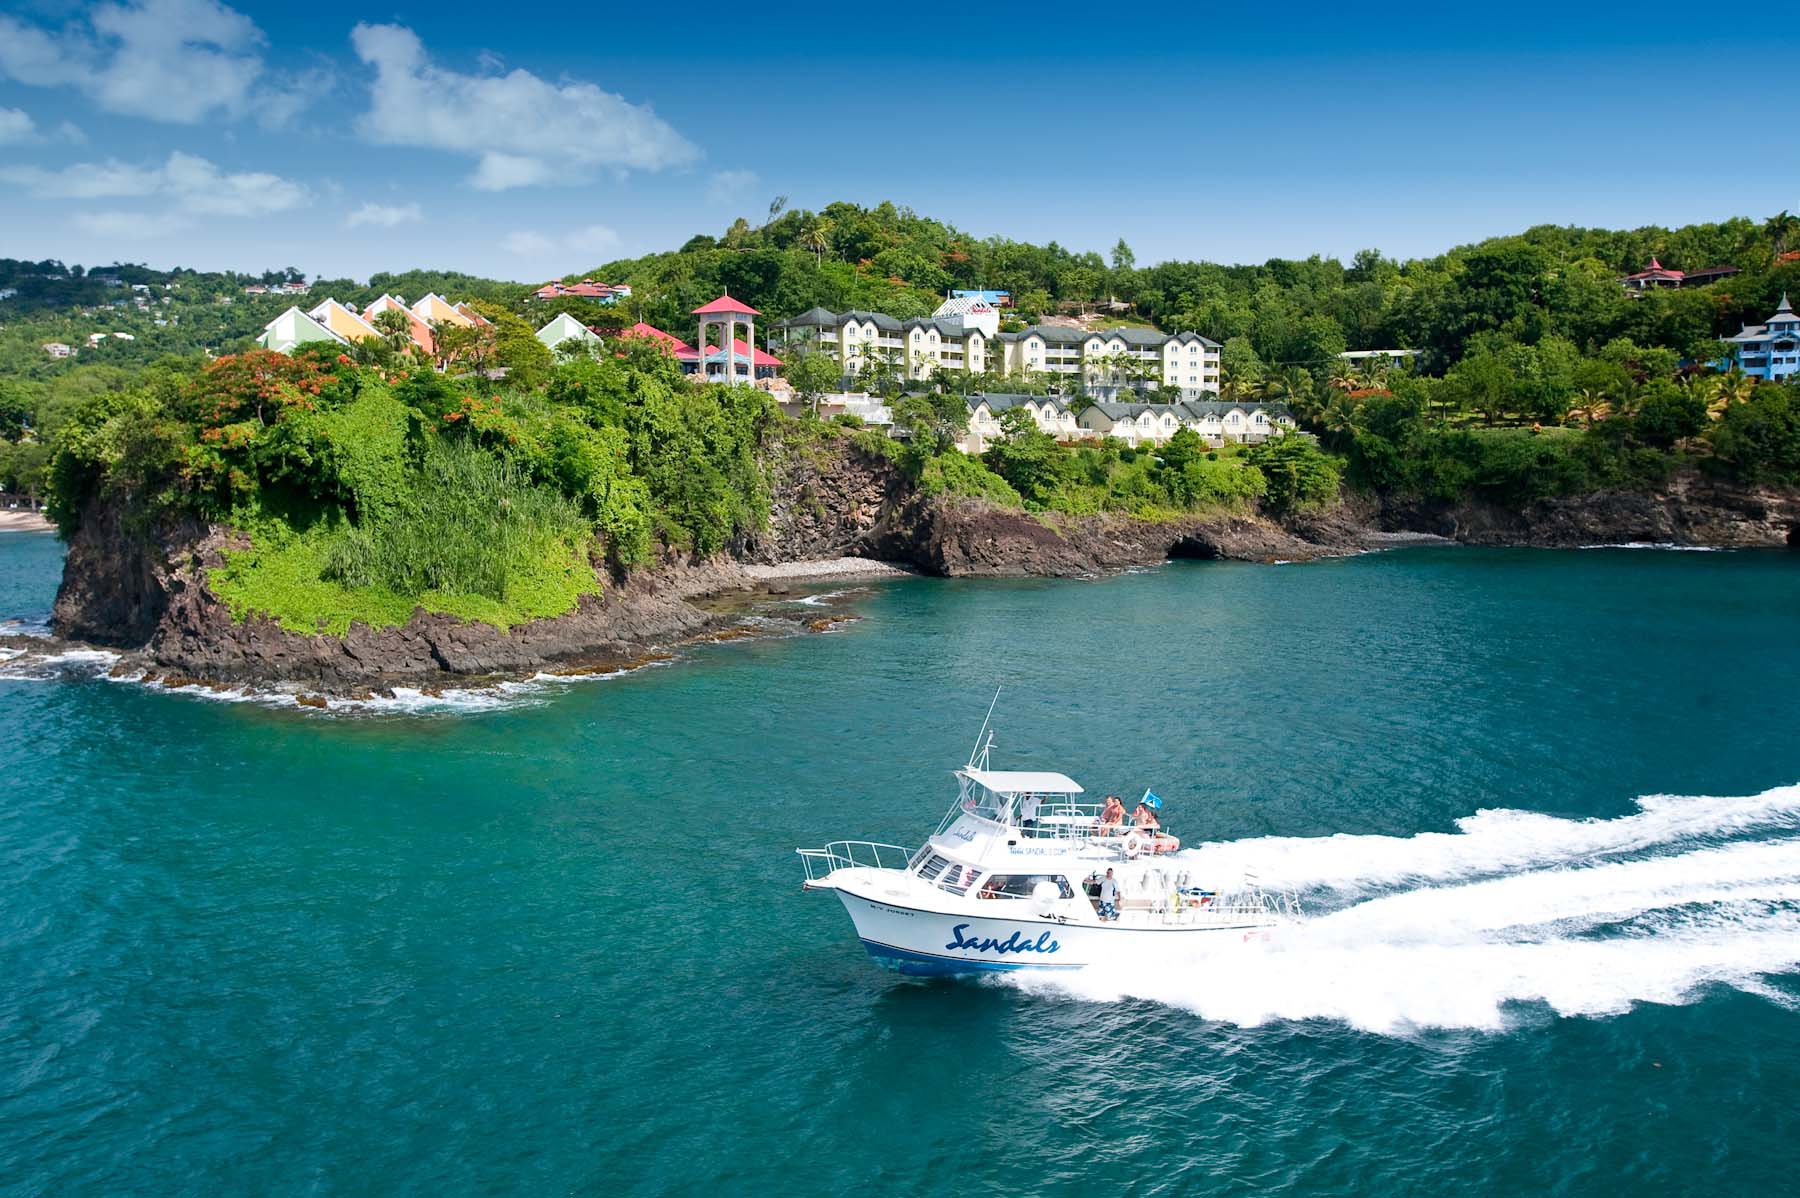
(998, 324, 1221, 349)
(901, 315, 984, 339)
(843, 309, 903, 332)
(1084, 399, 1292, 422)
(966, 391, 1070, 416)
(780, 306, 839, 328)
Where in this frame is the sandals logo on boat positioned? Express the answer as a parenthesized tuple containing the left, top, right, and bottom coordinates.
(945, 923, 1060, 956)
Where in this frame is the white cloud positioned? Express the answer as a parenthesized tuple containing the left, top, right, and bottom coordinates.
(0, 0, 320, 126)
(501, 226, 624, 260)
(707, 169, 758, 204)
(350, 23, 698, 190)
(0, 151, 309, 217)
(566, 224, 621, 255)
(0, 108, 37, 144)
(346, 201, 423, 228)
(501, 231, 557, 257)
(72, 210, 188, 238)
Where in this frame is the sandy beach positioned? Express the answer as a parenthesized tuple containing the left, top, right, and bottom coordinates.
(739, 556, 913, 581)
(0, 510, 54, 533)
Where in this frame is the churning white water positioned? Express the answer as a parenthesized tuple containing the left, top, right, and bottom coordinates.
(1007, 786, 1800, 1033)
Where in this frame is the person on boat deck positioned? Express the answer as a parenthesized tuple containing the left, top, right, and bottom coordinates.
(1020, 792, 1042, 835)
(1096, 869, 1119, 921)
(978, 876, 1003, 900)
(1098, 795, 1125, 830)
(1133, 795, 1162, 832)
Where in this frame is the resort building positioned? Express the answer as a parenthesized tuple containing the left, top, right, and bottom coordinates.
(931, 293, 1001, 336)
(617, 317, 783, 384)
(1079, 399, 1291, 447)
(1339, 349, 1419, 372)
(1619, 258, 1742, 292)
(256, 306, 345, 354)
(955, 393, 1294, 453)
(960, 393, 1080, 452)
(362, 295, 435, 355)
(535, 313, 602, 357)
(308, 298, 381, 343)
(41, 342, 73, 359)
(997, 326, 1222, 397)
(532, 279, 630, 303)
(1725, 294, 1800, 381)
(774, 308, 1218, 394)
(412, 293, 474, 329)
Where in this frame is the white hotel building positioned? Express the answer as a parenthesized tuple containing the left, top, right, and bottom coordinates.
(774, 298, 1221, 397)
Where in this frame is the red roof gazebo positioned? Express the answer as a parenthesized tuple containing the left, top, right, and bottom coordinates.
(691, 294, 763, 384)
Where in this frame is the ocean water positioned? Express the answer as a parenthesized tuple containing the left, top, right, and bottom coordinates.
(3, 530, 1800, 1196)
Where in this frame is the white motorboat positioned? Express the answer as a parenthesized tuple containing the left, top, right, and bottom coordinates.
(797, 723, 1299, 977)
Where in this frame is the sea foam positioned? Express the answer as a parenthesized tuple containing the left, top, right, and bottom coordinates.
(1006, 786, 1800, 1034)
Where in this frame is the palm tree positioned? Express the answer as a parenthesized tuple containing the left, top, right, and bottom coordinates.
(1705, 368, 1757, 420)
(802, 215, 835, 265)
(1765, 210, 1800, 255)
(1328, 364, 1363, 393)
(371, 308, 414, 358)
(1564, 390, 1614, 429)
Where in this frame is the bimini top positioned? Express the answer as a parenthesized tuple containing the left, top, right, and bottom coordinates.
(959, 768, 1083, 795)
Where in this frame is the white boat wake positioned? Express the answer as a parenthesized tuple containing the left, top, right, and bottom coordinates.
(1003, 786, 1800, 1033)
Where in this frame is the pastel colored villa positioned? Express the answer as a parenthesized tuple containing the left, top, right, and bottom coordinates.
(534, 312, 603, 357)
(255, 293, 491, 357)
(1725, 294, 1800, 381)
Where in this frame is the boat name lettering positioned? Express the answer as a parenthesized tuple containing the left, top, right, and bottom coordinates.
(950, 828, 976, 842)
(944, 923, 1060, 956)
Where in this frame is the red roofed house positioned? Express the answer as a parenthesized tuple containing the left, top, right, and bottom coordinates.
(1621, 258, 1685, 291)
(532, 279, 631, 304)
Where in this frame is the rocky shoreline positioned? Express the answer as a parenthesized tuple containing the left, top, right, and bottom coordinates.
(25, 441, 1800, 701)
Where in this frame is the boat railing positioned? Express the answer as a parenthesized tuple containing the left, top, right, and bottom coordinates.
(795, 840, 913, 885)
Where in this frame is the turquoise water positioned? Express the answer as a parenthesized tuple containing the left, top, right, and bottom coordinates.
(4, 530, 1800, 1195)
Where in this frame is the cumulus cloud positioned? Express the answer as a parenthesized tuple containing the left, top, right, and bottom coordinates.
(346, 201, 423, 228)
(0, 109, 37, 144)
(72, 210, 188, 238)
(501, 231, 557, 257)
(0, 151, 309, 216)
(566, 224, 621, 255)
(501, 225, 622, 260)
(0, 0, 319, 126)
(706, 169, 758, 203)
(350, 23, 698, 190)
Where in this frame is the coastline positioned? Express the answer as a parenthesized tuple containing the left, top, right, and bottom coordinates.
(0, 510, 54, 533)
(21, 454, 1800, 704)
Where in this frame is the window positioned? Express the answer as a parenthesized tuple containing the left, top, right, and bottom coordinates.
(975, 874, 1075, 900)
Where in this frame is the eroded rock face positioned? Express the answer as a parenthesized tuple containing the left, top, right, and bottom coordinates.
(1382, 474, 1800, 548)
(48, 434, 1800, 693)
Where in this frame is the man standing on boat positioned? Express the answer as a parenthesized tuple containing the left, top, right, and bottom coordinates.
(1096, 869, 1119, 921)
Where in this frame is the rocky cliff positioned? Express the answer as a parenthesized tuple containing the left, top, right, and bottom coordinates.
(1380, 473, 1800, 549)
(44, 441, 1798, 692)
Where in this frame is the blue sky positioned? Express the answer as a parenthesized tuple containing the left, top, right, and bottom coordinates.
(0, 0, 1794, 282)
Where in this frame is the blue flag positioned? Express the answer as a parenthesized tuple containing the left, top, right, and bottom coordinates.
(1141, 789, 1162, 810)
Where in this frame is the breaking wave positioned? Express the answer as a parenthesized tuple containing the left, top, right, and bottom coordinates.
(1005, 785, 1800, 1034)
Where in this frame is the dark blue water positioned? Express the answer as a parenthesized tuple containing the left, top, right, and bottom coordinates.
(3, 531, 1799, 1195)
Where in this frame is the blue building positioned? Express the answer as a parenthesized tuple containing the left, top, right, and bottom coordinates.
(1724, 294, 1800, 381)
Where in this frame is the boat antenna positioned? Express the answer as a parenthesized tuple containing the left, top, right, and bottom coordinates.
(968, 686, 1002, 769)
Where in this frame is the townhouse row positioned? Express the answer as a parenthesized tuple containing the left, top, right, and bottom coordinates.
(959, 392, 1295, 453)
(772, 304, 1222, 398)
(256, 293, 491, 357)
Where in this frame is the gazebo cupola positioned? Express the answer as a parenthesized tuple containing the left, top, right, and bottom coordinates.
(692, 294, 761, 382)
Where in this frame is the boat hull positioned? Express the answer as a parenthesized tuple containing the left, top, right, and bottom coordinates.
(834, 887, 1274, 977)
